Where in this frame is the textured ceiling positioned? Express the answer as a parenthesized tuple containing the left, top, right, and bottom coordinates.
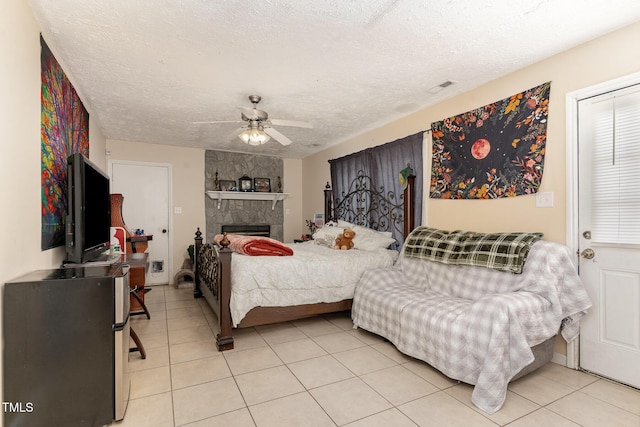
(28, 0, 640, 158)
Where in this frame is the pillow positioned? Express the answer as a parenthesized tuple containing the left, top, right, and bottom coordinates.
(313, 222, 397, 251)
(337, 220, 357, 228)
(351, 225, 397, 251)
(312, 225, 345, 248)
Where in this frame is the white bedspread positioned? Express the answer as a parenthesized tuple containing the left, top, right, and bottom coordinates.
(229, 242, 398, 326)
(352, 240, 592, 414)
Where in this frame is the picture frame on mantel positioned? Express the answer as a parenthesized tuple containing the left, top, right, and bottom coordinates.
(239, 175, 253, 191)
(254, 177, 271, 192)
(219, 180, 236, 191)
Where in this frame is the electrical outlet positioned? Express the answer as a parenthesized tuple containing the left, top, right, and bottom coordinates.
(174, 207, 182, 214)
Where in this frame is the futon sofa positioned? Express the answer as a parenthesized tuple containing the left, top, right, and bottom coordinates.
(352, 227, 592, 414)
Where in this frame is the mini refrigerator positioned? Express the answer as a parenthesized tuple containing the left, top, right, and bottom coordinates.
(3, 265, 130, 427)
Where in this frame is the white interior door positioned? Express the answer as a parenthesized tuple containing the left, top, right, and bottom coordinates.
(577, 85, 640, 388)
(109, 160, 172, 285)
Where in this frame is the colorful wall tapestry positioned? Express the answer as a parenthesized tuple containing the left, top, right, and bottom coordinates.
(41, 36, 89, 250)
(430, 82, 551, 199)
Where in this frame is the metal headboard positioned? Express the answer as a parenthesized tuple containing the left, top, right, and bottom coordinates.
(324, 170, 414, 242)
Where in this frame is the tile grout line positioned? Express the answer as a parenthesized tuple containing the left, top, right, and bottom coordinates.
(160, 286, 179, 427)
(140, 289, 640, 426)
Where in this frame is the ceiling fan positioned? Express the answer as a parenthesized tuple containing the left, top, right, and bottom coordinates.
(193, 95, 313, 146)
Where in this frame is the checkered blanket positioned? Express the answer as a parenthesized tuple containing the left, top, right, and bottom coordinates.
(403, 227, 543, 273)
(352, 240, 592, 414)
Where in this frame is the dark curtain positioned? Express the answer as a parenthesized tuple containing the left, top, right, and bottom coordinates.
(329, 132, 423, 248)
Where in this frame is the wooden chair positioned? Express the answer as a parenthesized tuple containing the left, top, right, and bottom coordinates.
(111, 225, 149, 359)
(111, 217, 151, 320)
(129, 327, 146, 359)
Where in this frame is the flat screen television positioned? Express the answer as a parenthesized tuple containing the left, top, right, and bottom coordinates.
(65, 153, 111, 264)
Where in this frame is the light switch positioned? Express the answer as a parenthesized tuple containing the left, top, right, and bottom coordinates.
(535, 192, 554, 208)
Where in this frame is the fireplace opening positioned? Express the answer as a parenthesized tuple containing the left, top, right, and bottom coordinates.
(221, 224, 271, 237)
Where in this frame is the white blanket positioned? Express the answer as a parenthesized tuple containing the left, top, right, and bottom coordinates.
(229, 242, 398, 326)
(352, 240, 592, 414)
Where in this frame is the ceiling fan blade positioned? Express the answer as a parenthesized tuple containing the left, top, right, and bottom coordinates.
(237, 105, 256, 115)
(227, 127, 247, 140)
(269, 119, 313, 129)
(237, 106, 268, 121)
(264, 127, 292, 146)
(191, 120, 242, 125)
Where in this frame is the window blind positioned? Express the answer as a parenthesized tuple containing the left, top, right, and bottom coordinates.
(582, 87, 640, 244)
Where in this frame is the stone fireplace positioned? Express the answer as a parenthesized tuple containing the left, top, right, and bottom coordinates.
(205, 150, 284, 243)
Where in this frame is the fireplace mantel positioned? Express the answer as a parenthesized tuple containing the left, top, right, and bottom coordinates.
(205, 191, 289, 210)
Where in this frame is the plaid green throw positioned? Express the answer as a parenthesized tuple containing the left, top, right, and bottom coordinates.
(404, 227, 543, 274)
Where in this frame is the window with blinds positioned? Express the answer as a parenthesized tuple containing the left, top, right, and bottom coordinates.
(581, 87, 640, 245)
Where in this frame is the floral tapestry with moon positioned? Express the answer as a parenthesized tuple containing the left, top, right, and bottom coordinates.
(430, 82, 550, 199)
(41, 36, 89, 250)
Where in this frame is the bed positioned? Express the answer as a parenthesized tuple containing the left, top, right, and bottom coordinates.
(193, 172, 416, 351)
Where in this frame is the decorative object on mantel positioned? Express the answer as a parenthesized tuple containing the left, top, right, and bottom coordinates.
(214, 170, 221, 191)
(219, 180, 236, 191)
(254, 177, 271, 192)
(277, 176, 282, 193)
(430, 81, 551, 199)
(239, 175, 252, 191)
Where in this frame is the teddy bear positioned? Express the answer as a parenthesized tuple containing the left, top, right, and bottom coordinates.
(334, 228, 356, 250)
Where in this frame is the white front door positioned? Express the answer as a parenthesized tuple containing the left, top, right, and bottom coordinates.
(577, 84, 640, 388)
(109, 160, 172, 285)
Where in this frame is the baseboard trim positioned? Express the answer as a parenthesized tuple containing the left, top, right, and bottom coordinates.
(552, 352, 567, 367)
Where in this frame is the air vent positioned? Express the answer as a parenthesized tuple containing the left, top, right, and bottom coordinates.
(427, 80, 456, 94)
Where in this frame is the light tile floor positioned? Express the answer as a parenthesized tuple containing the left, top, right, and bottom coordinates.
(114, 285, 640, 427)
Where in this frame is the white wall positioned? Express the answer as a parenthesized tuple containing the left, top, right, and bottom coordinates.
(5, 0, 639, 385)
(106, 140, 206, 279)
(302, 21, 640, 246)
(1, 0, 108, 409)
(301, 21, 640, 357)
(1, 1, 54, 283)
(0, 2, 109, 285)
(283, 158, 304, 242)
(106, 140, 305, 275)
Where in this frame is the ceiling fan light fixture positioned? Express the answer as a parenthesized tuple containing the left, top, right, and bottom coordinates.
(238, 127, 270, 145)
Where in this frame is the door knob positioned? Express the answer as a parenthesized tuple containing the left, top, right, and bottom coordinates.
(162, 229, 167, 233)
(580, 248, 595, 259)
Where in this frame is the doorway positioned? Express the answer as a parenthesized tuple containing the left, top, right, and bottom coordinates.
(108, 160, 172, 285)
(568, 72, 640, 388)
